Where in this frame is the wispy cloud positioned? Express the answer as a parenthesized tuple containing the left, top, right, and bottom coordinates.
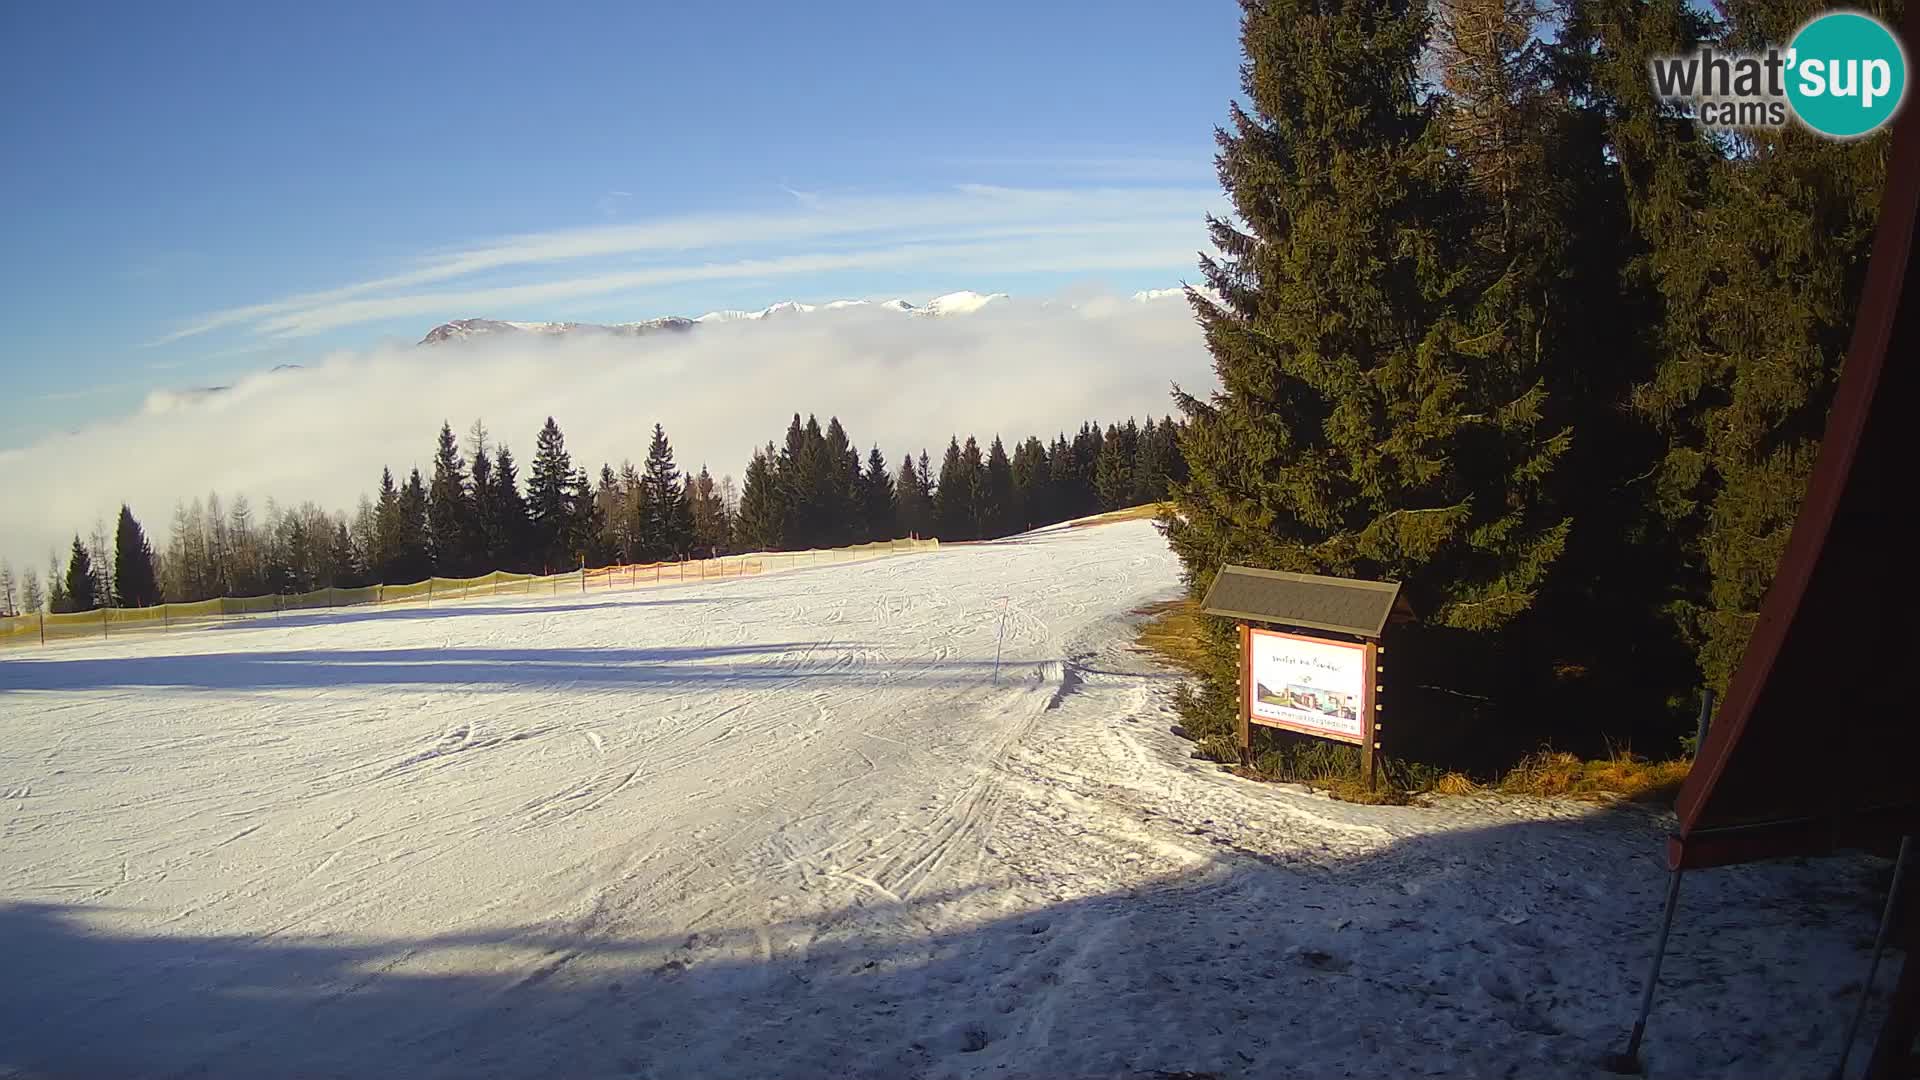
(6, 292, 1212, 568)
(154, 184, 1222, 344)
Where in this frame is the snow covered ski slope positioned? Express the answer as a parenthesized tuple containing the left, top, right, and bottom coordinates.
(0, 520, 1893, 1078)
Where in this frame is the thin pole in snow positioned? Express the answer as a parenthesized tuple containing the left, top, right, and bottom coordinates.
(1830, 833, 1914, 1080)
(1610, 868, 1686, 1074)
(992, 598, 1009, 685)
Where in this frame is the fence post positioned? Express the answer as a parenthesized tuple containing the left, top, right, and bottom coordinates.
(103, 609, 109, 639)
(164, 605, 170, 632)
(427, 579, 433, 607)
(39, 611, 45, 646)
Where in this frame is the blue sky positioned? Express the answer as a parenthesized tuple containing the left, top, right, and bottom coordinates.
(0, 1, 1241, 447)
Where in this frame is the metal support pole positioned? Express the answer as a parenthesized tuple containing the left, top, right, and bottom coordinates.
(1832, 834, 1914, 1080)
(1611, 868, 1686, 1073)
(1695, 688, 1716, 750)
(992, 600, 1008, 685)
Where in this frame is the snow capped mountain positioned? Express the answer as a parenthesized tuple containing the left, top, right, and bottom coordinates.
(419, 316, 696, 345)
(420, 290, 1022, 344)
(918, 290, 1007, 316)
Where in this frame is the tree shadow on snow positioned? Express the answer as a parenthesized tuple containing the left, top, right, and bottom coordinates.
(0, 644, 1075, 693)
(0, 805, 1897, 1080)
(201, 595, 727, 633)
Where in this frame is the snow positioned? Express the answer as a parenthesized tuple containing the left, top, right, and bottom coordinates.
(0, 520, 1897, 1079)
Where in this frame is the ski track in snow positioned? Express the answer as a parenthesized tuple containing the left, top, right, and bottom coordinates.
(0, 520, 1896, 1079)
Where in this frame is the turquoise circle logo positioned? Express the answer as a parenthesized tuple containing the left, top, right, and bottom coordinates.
(1786, 11, 1908, 138)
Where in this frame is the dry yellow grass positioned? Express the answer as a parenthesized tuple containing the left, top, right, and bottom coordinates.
(1497, 748, 1691, 803)
(1433, 772, 1481, 796)
(1132, 598, 1211, 675)
(1067, 503, 1172, 528)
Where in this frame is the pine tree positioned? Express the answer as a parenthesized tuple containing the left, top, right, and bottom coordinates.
(774, 415, 814, 549)
(112, 505, 161, 608)
(1010, 436, 1050, 532)
(822, 417, 860, 545)
(492, 446, 531, 571)
(64, 536, 97, 613)
(566, 466, 599, 565)
(1159, 416, 1189, 488)
(617, 460, 648, 561)
(736, 444, 785, 551)
(690, 466, 730, 556)
(861, 447, 897, 540)
(594, 464, 624, 562)
(23, 568, 43, 615)
(330, 521, 359, 588)
(1047, 436, 1076, 523)
(1131, 417, 1169, 506)
(983, 437, 1014, 538)
(932, 438, 971, 540)
(0, 560, 15, 617)
(527, 417, 575, 571)
(467, 420, 495, 569)
(427, 421, 469, 576)
(1168, 0, 1569, 633)
(1094, 424, 1135, 511)
(638, 423, 693, 559)
(374, 469, 404, 581)
(895, 452, 929, 539)
(393, 470, 429, 581)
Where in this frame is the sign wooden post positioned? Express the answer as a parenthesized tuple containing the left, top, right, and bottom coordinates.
(1237, 622, 1253, 755)
(1361, 640, 1379, 791)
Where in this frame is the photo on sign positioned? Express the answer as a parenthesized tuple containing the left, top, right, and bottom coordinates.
(1246, 628, 1367, 742)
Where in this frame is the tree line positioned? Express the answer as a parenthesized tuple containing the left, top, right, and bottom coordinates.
(5, 412, 1184, 614)
(1166, 0, 1891, 769)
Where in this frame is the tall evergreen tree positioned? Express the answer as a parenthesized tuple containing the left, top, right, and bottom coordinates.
(527, 417, 575, 571)
(112, 505, 161, 608)
(983, 437, 1014, 537)
(492, 446, 531, 571)
(1094, 424, 1135, 511)
(0, 560, 15, 617)
(567, 466, 600, 565)
(736, 444, 785, 551)
(933, 438, 972, 540)
(690, 466, 730, 556)
(895, 452, 930, 539)
(775, 414, 817, 548)
(635, 424, 691, 559)
(1168, 0, 1568, 631)
(64, 536, 97, 613)
(862, 447, 897, 541)
(397, 469, 431, 582)
(822, 417, 860, 546)
(466, 420, 495, 569)
(373, 468, 404, 580)
(1010, 436, 1050, 531)
(427, 421, 469, 575)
